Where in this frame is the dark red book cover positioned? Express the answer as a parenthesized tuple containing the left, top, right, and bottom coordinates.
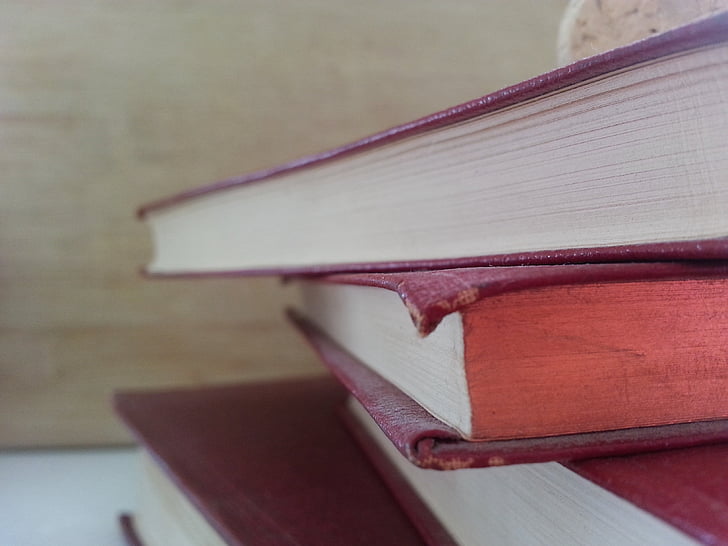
(339, 405, 458, 546)
(287, 311, 728, 470)
(566, 444, 728, 545)
(343, 392, 728, 545)
(114, 377, 430, 546)
(307, 261, 728, 335)
(139, 12, 728, 277)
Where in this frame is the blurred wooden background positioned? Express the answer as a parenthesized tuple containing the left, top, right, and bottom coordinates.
(0, 0, 566, 447)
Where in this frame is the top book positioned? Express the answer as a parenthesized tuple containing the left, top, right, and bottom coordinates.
(140, 12, 728, 276)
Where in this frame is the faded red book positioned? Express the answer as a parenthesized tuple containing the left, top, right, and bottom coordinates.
(343, 394, 728, 545)
(114, 377, 433, 546)
(567, 445, 728, 545)
(293, 262, 728, 443)
(139, 12, 728, 277)
(287, 273, 728, 467)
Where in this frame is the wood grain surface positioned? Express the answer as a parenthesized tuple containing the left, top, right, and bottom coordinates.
(0, 1, 566, 446)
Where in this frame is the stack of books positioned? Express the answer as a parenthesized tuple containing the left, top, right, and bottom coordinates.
(119, 12, 728, 545)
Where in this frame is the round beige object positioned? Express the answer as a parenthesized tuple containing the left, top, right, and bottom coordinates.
(558, 0, 728, 65)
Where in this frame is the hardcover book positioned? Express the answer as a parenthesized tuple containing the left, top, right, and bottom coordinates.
(288, 307, 728, 469)
(115, 377, 429, 546)
(344, 396, 728, 545)
(140, 12, 728, 276)
(293, 262, 728, 441)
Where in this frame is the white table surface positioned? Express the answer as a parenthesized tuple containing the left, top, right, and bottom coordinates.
(0, 448, 138, 546)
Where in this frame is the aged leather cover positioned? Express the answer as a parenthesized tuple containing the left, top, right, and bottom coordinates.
(566, 444, 728, 544)
(139, 12, 728, 277)
(114, 377, 427, 546)
(304, 261, 728, 335)
(288, 311, 728, 470)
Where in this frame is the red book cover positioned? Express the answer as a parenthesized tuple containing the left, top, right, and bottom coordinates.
(566, 445, 728, 545)
(339, 404, 459, 546)
(114, 377, 429, 545)
(295, 262, 728, 441)
(343, 392, 728, 545)
(139, 12, 728, 277)
(307, 261, 728, 335)
(287, 310, 728, 470)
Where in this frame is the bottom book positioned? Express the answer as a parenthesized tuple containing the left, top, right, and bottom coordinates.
(114, 373, 728, 546)
(114, 376, 432, 546)
(343, 396, 728, 545)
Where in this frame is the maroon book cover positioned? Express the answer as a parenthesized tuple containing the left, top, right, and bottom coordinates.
(114, 377, 429, 546)
(306, 261, 728, 335)
(343, 393, 728, 545)
(339, 406, 458, 546)
(139, 12, 728, 277)
(566, 444, 728, 545)
(288, 311, 728, 470)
